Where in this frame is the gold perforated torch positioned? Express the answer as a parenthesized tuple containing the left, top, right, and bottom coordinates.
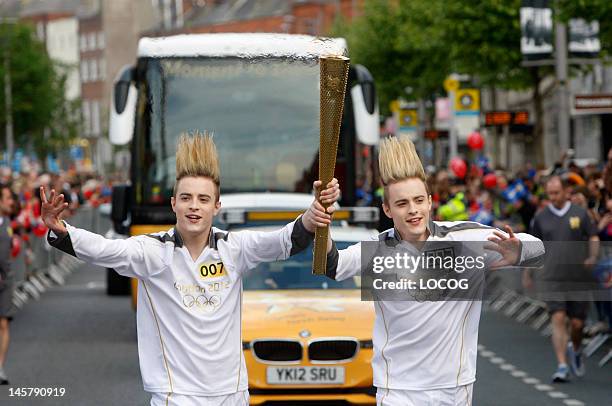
(312, 55, 350, 275)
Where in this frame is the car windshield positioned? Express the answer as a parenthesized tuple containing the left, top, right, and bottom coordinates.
(243, 241, 359, 290)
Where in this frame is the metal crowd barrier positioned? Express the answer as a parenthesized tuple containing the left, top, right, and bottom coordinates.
(484, 271, 611, 367)
(9, 206, 112, 312)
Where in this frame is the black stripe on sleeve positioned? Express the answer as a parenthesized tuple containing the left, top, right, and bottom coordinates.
(290, 216, 315, 256)
(325, 240, 339, 280)
(47, 230, 77, 258)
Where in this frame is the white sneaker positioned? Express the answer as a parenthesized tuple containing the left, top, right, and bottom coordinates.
(552, 364, 570, 383)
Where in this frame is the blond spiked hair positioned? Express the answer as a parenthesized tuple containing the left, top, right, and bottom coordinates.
(173, 130, 220, 197)
(378, 135, 426, 186)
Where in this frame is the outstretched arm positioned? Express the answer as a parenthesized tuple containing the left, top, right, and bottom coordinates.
(224, 179, 341, 274)
(39, 187, 167, 279)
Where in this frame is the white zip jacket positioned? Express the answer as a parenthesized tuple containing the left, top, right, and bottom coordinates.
(324, 220, 545, 391)
(48, 217, 313, 397)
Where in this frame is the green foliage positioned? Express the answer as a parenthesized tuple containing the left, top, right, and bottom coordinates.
(0, 22, 79, 163)
(337, 0, 555, 112)
(441, 0, 534, 89)
(335, 0, 450, 114)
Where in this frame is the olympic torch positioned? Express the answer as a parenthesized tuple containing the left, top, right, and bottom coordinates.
(312, 55, 350, 275)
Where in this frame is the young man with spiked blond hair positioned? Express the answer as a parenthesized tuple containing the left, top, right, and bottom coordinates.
(40, 131, 340, 406)
(323, 135, 545, 405)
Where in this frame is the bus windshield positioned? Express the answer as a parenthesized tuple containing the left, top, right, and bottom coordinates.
(135, 57, 320, 204)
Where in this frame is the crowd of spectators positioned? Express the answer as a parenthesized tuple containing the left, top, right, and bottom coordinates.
(0, 166, 113, 268)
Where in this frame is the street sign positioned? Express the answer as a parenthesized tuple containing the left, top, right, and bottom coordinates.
(572, 94, 612, 115)
(399, 108, 418, 128)
(444, 77, 460, 93)
(389, 100, 401, 113)
(520, 1, 553, 57)
(455, 89, 480, 116)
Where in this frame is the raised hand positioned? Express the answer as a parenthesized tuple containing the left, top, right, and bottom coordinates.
(39, 186, 68, 236)
(302, 178, 341, 232)
(485, 225, 522, 269)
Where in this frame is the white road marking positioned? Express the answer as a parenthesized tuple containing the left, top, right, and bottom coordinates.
(563, 400, 585, 406)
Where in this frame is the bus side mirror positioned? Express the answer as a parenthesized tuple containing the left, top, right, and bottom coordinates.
(109, 65, 136, 146)
(111, 184, 132, 234)
(350, 64, 379, 146)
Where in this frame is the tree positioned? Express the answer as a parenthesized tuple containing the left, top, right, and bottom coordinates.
(336, 0, 612, 165)
(0, 21, 79, 165)
(439, 0, 552, 166)
(334, 0, 451, 115)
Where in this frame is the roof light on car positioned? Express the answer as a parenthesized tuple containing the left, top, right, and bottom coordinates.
(350, 207, 379, 223)
(217, 207, 379, 225)
(220, 209, 246, 225)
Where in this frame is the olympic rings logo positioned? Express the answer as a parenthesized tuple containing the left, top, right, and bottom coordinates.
(182, 294, 221, 311)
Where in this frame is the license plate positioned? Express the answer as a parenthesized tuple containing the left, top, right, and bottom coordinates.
(266, 366, 345, 385)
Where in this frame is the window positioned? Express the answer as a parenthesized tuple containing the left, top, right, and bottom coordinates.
(91, 100, 101, 135)
(97, 32, 105, 49)
(89, 59, 98, 81)
(80, 60, 89, 83)
(80, 34, 87, 51)
(99, 58, 106, 80)
(82, 101, 91, 135)
(88, 32, 96, 50)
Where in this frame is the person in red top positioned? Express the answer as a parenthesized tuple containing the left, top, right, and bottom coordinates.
(0, 184, 16, 385)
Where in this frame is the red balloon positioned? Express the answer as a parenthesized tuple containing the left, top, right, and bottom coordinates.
(483, 173, 497, 189)
(467, 131, 484, 150)
(450, 157, 467, 179)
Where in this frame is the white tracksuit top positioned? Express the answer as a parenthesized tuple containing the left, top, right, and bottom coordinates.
(48, 217, 313, 397)
(324, 220, 545, 391)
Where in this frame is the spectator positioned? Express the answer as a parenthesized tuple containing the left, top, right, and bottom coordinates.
(0, 183, 16, 385)
(592, 192, 612, 333)
(603, 147, 612, 192)
(571, 185, 599, 223)
(586, 173, 606, 217)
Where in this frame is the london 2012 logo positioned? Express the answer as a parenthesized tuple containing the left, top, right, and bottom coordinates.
(182, 294, 221, 312)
